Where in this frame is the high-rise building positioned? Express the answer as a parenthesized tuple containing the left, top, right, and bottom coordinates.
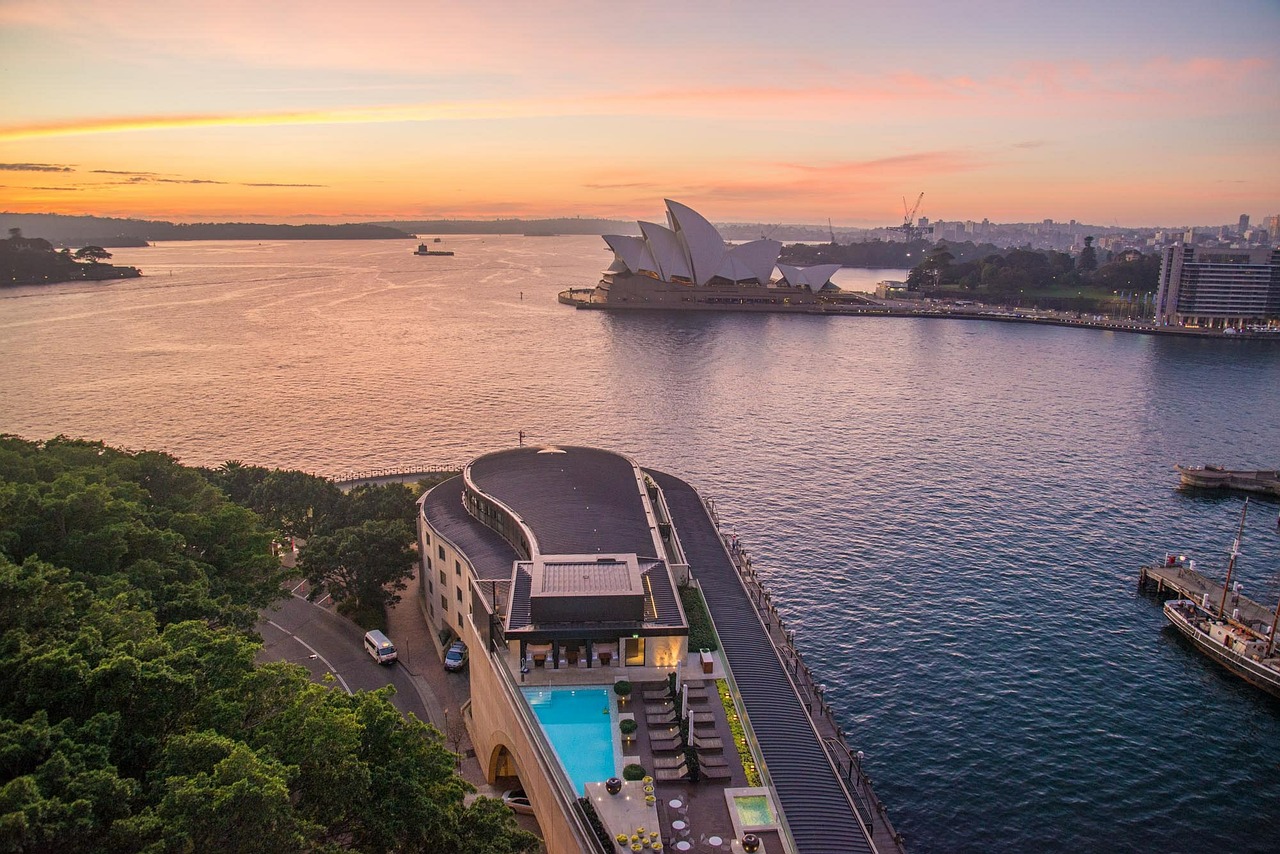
(1156, 243, 1280, 329)
(1265, 214, 1280, 244)
(1238, 214, 1250, 235)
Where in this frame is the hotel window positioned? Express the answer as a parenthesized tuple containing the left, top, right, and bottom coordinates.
(425, 556, 431, 570)
(427, 578, 433, 593)
(441, 594, 448, 611)
(455, 560, 461, 576)
(456, 588, 462, 603)
(424, 532, 431, 545)
(457, 614, 462, 628)
(439, 570, 446, 586)
(438, 545, 445, 561)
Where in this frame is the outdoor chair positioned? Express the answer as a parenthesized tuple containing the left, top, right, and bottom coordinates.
(690, 734, 723, 751)
(696, 753, 729, 768)
(698, 764, 731, 782)
(654, 762, 690, 781)
(652, 754, 689, 769)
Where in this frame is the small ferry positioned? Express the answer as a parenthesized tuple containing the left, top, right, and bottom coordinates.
(1175, 464, 1280, 497)
(414, 242, 454, 256)
(1164, 598, 1280, 698)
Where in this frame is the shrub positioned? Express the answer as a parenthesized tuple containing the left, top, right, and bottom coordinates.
(619, 718, 638, 735)
(613, 680, 633, 697)
(622, 763, 646, 781)
(678, 586, 719, 652)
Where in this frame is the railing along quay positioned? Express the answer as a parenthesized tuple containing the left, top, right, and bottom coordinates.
(332, 464, 462, 485)
(711, 500, 908, 854)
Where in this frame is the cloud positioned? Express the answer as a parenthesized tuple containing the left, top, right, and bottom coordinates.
(0, 162, 73, 172)
(124, 176, 227, 184)
(582, 182, 662, 191)
(242, 182, 326, 188)
(92, 169, 159, 175)
(1012, 140, 1048, 149)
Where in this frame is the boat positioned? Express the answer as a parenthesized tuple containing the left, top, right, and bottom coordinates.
(414, 242, 454, 256)
(1164, 599, 1280, 697)
(1175, 464, 1280, 497)
(1160, 500, 1280, 698)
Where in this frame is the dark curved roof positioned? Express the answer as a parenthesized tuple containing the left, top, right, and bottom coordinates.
(421, 475, 518, 580)
(647, 468, 874, 854)
(467, 446, 655, 557)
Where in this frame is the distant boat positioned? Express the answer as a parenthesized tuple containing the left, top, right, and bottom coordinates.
(414, 242, 454, 256)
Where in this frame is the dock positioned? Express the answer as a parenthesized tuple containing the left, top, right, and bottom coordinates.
(1139, 559, 1279, 630)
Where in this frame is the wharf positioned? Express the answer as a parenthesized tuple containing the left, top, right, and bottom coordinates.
(1138, 561, 1278, 629)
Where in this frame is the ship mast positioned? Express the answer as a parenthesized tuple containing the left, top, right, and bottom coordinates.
(1269, 595, 1280, 657)
(1217, 498, 1249, 618)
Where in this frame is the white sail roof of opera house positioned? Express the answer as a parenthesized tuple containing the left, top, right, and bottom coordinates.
(602, 199, 841, 290)
(776, 263, 843, 291)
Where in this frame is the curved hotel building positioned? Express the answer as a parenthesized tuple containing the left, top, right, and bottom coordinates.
(419, 446, 890, 854)
(577, 200, 844, 309)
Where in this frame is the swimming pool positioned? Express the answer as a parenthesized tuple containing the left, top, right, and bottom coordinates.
(521, 687, 619, 796)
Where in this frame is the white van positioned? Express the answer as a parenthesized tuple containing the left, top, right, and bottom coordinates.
(363, 630, 398, 664)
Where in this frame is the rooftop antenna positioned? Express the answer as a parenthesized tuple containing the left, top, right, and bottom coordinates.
(518, 430, 525, 447)
(828, 218, 836, 245)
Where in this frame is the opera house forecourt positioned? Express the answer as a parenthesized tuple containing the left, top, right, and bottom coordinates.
(419, 445, 897, 854)
(559, 199, 859, 311)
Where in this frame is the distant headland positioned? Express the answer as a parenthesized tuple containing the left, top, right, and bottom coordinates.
(2, 229, 141, 286)
(0, 213, 413, 247)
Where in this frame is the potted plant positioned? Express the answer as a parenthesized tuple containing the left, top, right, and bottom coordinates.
(623, 763, 646, 781)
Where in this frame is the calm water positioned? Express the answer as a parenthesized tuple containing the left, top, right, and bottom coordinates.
(3, 237, 1279, 853)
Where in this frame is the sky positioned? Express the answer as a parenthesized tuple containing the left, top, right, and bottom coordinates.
(2, 0, 1278, 227)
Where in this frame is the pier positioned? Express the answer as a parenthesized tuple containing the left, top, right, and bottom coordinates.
(1139, 559, 1279, 631)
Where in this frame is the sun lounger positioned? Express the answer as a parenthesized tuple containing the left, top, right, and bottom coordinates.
(646, 712, 677, 725)
(655, 763, 690, 781)
(691, 734, 723, 751)
(691, 714, 716, 728)
(644, 702, 675, 714)
(653, 754, 688, 769)
(698, 764, 732, 781)
(696, 753, 729, 768)
(643, 689, 673, 701)
(651, 739, 685, 753)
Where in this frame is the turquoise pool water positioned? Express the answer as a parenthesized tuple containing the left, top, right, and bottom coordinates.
(734, 794, 774, 827)
(521, 687, 618, 796)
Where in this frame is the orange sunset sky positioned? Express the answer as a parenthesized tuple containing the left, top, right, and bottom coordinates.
(2, 0, 1278, 227)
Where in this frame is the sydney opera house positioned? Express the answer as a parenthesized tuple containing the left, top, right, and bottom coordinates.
(579, 200, 845, 309)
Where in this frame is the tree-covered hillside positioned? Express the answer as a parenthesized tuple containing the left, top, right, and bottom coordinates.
(0, 436, 535, 854)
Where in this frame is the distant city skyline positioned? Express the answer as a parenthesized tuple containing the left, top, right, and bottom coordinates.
(2, 0, 1278, 226)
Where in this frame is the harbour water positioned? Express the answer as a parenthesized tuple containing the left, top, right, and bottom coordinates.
(2, 236, 1279, 853)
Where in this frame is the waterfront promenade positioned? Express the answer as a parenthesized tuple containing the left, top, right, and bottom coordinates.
(650, 469, 898, 854)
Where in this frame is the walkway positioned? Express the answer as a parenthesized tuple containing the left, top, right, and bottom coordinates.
(648, 470, 875, 854)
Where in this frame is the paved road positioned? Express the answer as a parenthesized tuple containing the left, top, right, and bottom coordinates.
(256, 594, 431, 723)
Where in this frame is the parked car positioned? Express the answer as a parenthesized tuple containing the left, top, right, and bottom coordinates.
(444, 640, 468, 671)
(501, 788, 533, 816)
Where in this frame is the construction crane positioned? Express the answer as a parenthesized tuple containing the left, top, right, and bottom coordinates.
(828, 218, 837, 245)
(896, 192, 933, 242)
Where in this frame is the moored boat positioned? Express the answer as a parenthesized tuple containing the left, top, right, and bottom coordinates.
(1163, 598, 1280, 698)
(1158, 499, 1280, 698)
(1175, 464, 1280, 497)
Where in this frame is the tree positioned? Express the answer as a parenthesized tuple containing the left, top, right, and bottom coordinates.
(1078, 236, 1097, 272)
(0, 437, 536, 854)
(299, 519, 416, 611)
(72, 246, 111, 264)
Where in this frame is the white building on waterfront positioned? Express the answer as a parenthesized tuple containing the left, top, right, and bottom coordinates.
(1155, 243, 1280, 330)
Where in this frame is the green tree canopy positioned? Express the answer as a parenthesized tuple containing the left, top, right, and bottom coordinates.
(0, 437, 536, 854)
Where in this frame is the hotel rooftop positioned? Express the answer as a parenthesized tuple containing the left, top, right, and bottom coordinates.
(418, 446, 896, 854)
